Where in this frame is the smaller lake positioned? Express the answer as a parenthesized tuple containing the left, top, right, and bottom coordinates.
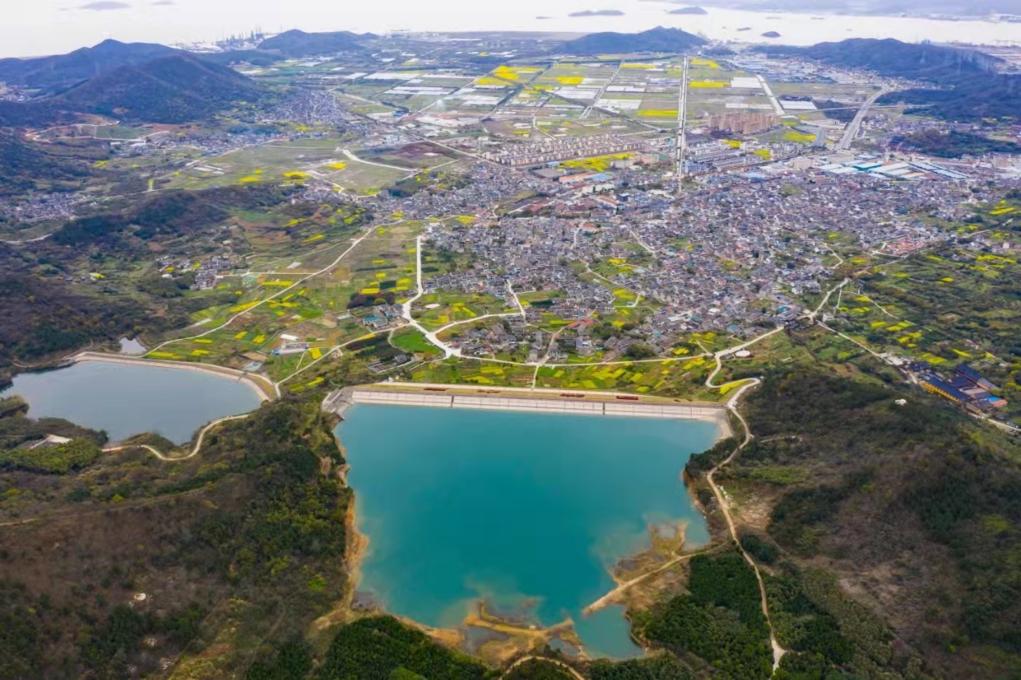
(1, 361, 264, 444)
(339, 404, 722, 658)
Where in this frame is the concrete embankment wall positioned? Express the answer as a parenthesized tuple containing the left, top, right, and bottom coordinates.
(349, 389, 727, 425)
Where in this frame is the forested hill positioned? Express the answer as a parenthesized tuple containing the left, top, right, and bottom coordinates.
(0, 39, 265, 126)
(762, 38, 999, 79)
(0, 185, 293, 382)
(558, 27, 707, 56)
(53, 54, 265, 124)
(0, 39, 180, 93)
(0, 397, 361, 678)
(760, 38, 1020, 121)
(695, 365, 1021, 677)
(0, 130, 90, 196)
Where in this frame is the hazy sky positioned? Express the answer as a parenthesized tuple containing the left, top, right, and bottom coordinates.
(2, 0, 1018, 58)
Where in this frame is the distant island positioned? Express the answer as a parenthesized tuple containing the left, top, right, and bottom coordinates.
(761, 31, 781, 38)
(659, 0, 1019, 17)
(569, 9, 626, 17)
(668, 6, 708, 14)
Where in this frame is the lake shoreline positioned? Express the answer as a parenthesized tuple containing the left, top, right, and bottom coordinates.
(73, 351, 277, 402)
(333, 400, 722, 660)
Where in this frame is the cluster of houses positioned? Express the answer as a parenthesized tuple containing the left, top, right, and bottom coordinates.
(913, 363, 1009, 412)
(405, 156, 978, 362)
(481, 134, 647, 168)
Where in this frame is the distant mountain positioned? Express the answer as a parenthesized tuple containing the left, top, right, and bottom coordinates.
(667, 6, 709, 14)
(201, 49, 285, 68)
(761, 39, 1020, 122)
(0, 39, 180, 93)
(558, 26, 707, 55)
(257, 29, 374, 57)
(666, 0, 1020, 17)
(763, 38, 999, 79)
(53, 54, 264, 124)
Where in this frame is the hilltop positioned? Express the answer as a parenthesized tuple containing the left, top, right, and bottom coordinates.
(761, 38, 1020, 121)
(54, 53, 264, 123)
(257, 29, 374, 57)
(558, 26, 707, 55)
(764, 38, 999, 79)
(0, 39, 180, 93)
(0, 38, 266, 126)
(0, 53, 265, 126)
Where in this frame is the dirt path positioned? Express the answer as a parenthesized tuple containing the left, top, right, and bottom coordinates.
(582, 545, 721, 615)
(707, 381, 787, 670)
(703, 326, 785, 391)
(501, 656, 587, 680)
(103, 413, 250, 462)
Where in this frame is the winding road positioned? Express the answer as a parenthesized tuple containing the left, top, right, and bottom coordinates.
(102, 413, 251, 462)
(576, 321, 793, 671)
(706, 379, 787, 670)
(501, 656, 586, 680)
(401, 234, 525, 359)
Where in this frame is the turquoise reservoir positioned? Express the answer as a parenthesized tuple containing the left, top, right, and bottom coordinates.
(337, 403, 721, 658)
(1, 361, 263, 444)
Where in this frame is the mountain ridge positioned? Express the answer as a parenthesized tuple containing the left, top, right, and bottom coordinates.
(759, 38, 1020, 121)
(558, 26, 707, 56)
(53, 53, 264, 123)
(256, 29, 375, 57)
(0, 39, 181, 93)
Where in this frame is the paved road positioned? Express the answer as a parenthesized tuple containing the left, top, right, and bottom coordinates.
(838, 88, 891, 151)
(342, 148, 416, 173)
(676, 56, 689, 182)
(758, 74, 784, 116)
